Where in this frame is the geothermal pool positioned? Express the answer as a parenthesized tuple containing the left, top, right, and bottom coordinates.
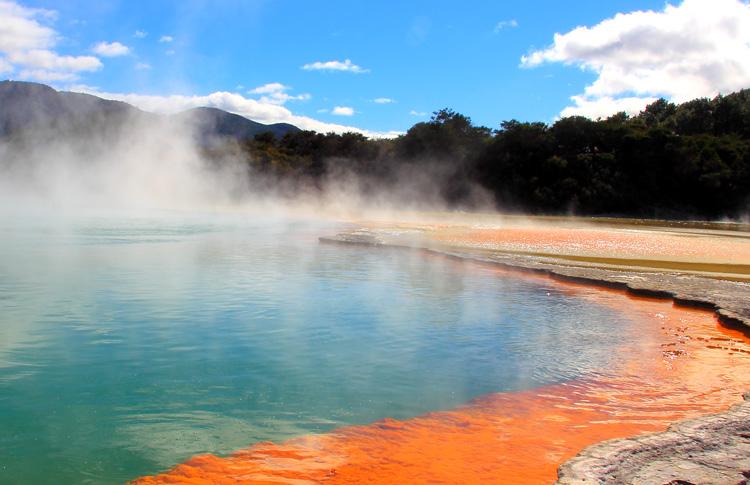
(1, 214, 749, 484)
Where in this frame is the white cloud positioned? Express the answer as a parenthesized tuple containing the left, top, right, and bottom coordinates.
(3, 2, 56, 20)
(373, 97, 395, 104)
(331, 106, 354, 116)
(248, 82, 289, 95)
(409, 110, 426, 116)
(9, 49, 100, 71)
(92, 41, 130, 57)
(522, 0, 750, 118)
(301, 58, 369, 73)
(165, 49, 175, 56)
(560, 95, 659, 119)
(134, 30, 147, 38)
(134, 62, 151, 70)
(493, 19, 518, 33)
(68, 87, 400, 138)
(0, 1, 56, 52)
(159, 35, 173, 43)
(266, 92, 310, 104)
(0, 1, 102, 81)
(247, 82, 310, 105)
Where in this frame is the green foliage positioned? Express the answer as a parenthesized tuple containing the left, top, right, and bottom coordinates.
(394, 108, 491, 161)
(221, 90, 750, 218)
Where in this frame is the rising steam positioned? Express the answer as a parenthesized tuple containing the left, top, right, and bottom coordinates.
(0, 103, 494, 221)
(0, 113, 252, 213)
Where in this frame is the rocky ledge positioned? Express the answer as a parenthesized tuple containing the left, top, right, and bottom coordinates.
(556, 392, 750, 485)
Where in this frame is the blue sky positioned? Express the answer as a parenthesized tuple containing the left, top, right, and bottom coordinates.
(4, 0, 750, 135)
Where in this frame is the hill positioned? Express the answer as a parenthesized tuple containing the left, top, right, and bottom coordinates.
(176, 107, 299, 145)
(0, 81, 300, 141)
(0, 81, 146, 137)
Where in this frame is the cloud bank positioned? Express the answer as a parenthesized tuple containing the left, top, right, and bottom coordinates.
(69, 86, 400, 138)
(0, 0, 101, 81)
(523, 0, 750, 119)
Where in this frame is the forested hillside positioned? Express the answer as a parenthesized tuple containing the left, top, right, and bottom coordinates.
(2, 81, 748, 218)
(230, 91, 750, 218)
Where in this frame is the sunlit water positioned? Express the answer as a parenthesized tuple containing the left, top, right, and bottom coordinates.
(0, 213, 701, 484)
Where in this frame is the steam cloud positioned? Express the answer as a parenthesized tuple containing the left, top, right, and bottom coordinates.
(0, 114, 249, 213)
(0, 106, 494, 220)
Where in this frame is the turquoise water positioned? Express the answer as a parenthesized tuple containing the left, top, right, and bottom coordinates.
(0, 214, 633, 484)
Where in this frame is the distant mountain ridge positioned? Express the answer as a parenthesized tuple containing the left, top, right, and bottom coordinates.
(176, 107, 300, 144)
(0, 81, 143, 137)
(0, 80, 300, 141)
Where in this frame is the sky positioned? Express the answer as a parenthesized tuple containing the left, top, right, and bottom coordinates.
(2, 0, 750, 137)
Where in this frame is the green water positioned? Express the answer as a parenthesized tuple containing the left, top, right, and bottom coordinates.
(0, 213, 633, 484)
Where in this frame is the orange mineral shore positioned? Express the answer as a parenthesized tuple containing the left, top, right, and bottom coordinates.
(131, 266, 750, 485)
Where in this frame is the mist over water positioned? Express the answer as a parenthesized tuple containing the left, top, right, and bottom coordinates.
(0, 112, 249, 213)
(0, 213, 639, 484)
(0, 93, 502, 226)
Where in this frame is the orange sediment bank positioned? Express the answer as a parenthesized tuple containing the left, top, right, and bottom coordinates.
(132, 266, 750, 485)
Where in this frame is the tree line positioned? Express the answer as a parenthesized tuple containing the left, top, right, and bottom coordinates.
(215, 89, 750, 219)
